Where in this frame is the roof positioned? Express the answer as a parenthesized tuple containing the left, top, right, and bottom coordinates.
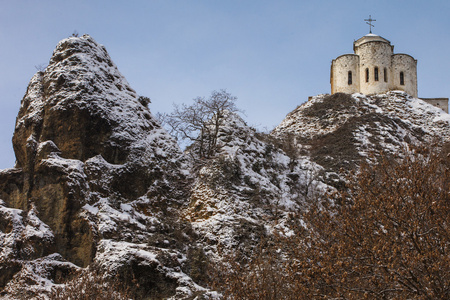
(354, 34, 391, 48)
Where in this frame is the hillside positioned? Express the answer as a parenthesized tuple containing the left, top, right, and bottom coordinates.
(272, 92, 450, 186)
(0, 35, 449, 299)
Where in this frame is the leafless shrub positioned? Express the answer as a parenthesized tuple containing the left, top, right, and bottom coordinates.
(302, 93, 356, 117)
(162, 89, 239, 160)
(138, 96, 151, 107)
(47, 264, 131, 300)
(34, 64, 47, 72)
(185, 246, 210, 286)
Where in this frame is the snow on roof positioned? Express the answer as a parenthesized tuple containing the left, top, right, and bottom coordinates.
(354, 33, 391, 47)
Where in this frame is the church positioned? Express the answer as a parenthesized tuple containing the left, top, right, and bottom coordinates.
(330, 17, 448, 113)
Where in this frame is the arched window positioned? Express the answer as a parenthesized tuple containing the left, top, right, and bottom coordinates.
(384, 68, 388, 82)
(374, 67, 379, 81)
(366, 68, 369, 82)
(348, 71, 352, 85)
(400, 72, 405, 85)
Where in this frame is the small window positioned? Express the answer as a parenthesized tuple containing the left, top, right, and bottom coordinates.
(374, 67, 379, 81)
(348, 71, 352, 85)
(366, 68, 369, 82)
(384, 68, 388, 82)
(400, 72, 405, 85)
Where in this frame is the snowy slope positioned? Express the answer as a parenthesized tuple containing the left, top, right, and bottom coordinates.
(183, 111, 332, 258)
(272, 92, 450, 183)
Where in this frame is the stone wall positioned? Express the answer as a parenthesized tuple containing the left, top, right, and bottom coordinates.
(331, 54, 359, 94)
(421, 98, 449, 113)
(355, 41, 393, 95)
(391, 54, 418, 97)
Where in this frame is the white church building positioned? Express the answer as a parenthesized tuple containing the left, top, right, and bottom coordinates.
(330, 17, 448, 113)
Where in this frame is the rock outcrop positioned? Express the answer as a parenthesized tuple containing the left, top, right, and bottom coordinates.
(0, 35, 201, 298)
(183, 111, 330, 258)
(272, 92, 450, 186)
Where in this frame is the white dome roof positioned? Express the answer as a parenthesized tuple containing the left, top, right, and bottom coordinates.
(354, 34, 391, 48)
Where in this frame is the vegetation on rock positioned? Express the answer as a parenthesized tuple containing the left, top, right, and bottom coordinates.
(216, 145, 450, 299)
(160, 89, 239, 160)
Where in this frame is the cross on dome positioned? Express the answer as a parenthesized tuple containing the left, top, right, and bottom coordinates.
(364, 15, 376, 33)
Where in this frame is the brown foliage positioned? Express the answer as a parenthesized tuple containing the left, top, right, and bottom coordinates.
(302, 93, 357, 117)
(212, 240, 289, 300)
(215, 146, 450, 299)
(47, 265, 132, 300)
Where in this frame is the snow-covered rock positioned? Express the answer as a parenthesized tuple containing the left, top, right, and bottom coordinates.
(272, 92, 450, 185)
(1, 35, 194, 298)
(184, 111, 332, 258)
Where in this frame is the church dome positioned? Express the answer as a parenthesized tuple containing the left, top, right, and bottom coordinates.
(354, 33, 391, 48)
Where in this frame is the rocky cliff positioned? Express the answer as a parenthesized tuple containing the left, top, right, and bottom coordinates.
(0, 35, 207, 299)
(0, 35, 449, 299)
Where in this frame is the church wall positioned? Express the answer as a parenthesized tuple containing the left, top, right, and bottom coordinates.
(331, 54, 359, 94)
(355, 41, 392, 95)
(391, 54, 417, 97)
(329, 33, 447, 112)
(421, 98, 449, 113)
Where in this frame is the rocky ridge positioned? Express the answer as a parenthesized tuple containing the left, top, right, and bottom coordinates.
(272, 92, 450, 185)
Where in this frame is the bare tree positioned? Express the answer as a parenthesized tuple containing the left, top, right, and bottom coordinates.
(162, 89, 238, 160)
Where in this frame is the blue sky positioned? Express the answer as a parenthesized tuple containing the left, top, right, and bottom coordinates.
(1, 0, 449, 169)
